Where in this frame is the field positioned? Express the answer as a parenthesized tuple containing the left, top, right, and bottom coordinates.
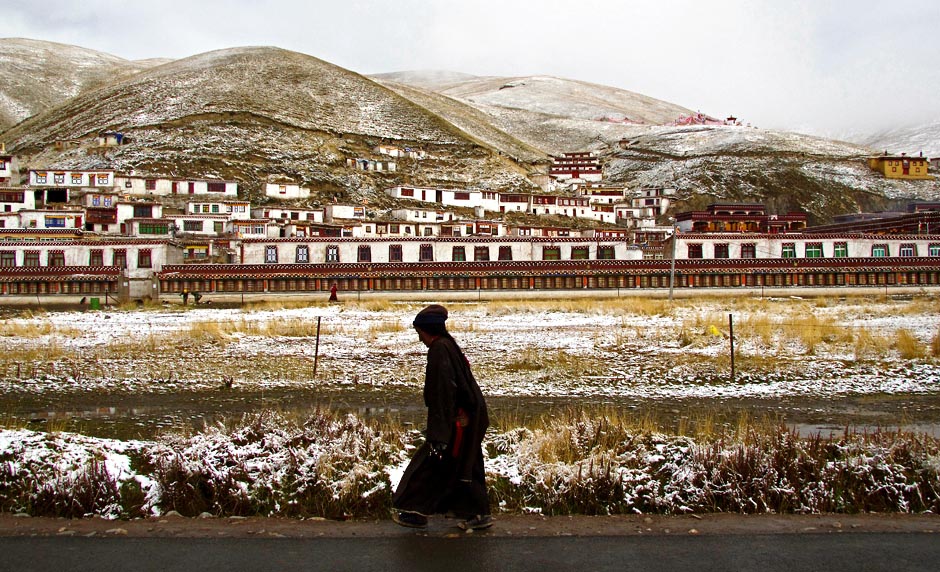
(0, 293, 938, 519)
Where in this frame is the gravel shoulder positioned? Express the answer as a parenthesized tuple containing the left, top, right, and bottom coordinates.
(1, 513, 937, 539)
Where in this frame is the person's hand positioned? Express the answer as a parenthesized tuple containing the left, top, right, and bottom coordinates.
(428, 441, 447, 460)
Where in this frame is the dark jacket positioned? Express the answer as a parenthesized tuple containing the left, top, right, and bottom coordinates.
(393, 335, 490, 516)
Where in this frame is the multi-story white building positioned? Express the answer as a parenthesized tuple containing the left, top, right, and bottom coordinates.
(667, 233, 940, 261)
(239, 236, 644, 265)
(29, 169, 115, 188)
(0, 209, 84, 229)
(113, 174, 238, 197)
(189, 200, 251, 221)
(0, 187, 36, 213)
(0, 237, 183, 299)
(253, 206, 325, 224)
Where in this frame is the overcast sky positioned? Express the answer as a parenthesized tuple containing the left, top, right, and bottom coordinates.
(4, 0, 940, 136)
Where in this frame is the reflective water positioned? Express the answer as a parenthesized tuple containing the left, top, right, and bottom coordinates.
(6, 388, 940, 441)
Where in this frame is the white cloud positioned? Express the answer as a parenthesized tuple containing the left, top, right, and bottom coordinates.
(3, 0, 940, 134)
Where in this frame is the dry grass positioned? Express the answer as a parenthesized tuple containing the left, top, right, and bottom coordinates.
(854, 328, 883, 360)
(0, 320, 82, 339)
(502, 348, 599, 377)
(895, 329, 925, 360)
(482, 298, 673, 318)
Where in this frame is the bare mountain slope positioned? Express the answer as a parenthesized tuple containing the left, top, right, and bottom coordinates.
(2, 46, 536, 198)
(610, 124, 940, 223)
(370, 78, 549, 165)
(379, 70, 940, 221)
(852, 121, 940, 159)
(375, 72, 696, 154)
(0, 38, 160, 132)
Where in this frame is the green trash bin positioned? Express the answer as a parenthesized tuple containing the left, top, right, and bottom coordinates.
(89, 297, 100, 310)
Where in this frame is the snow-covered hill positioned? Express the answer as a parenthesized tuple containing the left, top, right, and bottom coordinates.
(2, 40, 938, 221)
(374, 72, 695, 155)
(1, 46, 536, 197)
(0, 37, 159, 131)
(852, 120, 940, 159)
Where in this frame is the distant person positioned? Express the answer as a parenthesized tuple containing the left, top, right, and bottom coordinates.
(392, 304, 492, 531)
(329, 283, 338, 302)
(193, 291, 202, 304)
(181, 289, 189, 305)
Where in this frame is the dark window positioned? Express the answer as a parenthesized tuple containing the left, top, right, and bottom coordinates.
(389, 244, 403, 262)
(89, 249, 103, 266)
(474, 246, 490, 261)
(207, 182, 226, 193)
(498, 246, 513, 261)
(48, 250, 65, 267)
(714, 243, 730, 259)
(145, 179, 157, 191)
(687, 244, 703, 259)
(265, 245, 278, 263)
(598, 246, 615, 259)
(295, 245, 309, 263)
(358, 245, 372, 262)
(133, 205, 153, 218)
(139, 223, 168, 235)
(113, 249, 127, 269)
(452, 246, 466, 262)
(571, 246, 590, 260)
(0, 251, 15, 267)
(543, 246, 561, 261)
(419, 244, 434, 262)
(326, 245, 339, 262)
(741, 243, 757, 259)
(137, 249, 152, 269)
(183, 220, 203, 232)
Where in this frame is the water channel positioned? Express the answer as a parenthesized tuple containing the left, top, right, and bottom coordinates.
(6, 387, 940, 441)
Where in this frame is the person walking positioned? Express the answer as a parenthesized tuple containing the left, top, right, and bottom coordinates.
(329, 283, 338, 302)
(392, 304, 493, 531)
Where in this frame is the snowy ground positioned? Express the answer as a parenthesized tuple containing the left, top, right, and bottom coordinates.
(0, 294, 938, 519)
(0, 295, 937, 400)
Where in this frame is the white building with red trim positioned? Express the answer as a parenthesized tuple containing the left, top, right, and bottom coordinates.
(0, 208, 84, 229)
(549, 152, 603, 182)
(0, 187, 36, 212)
(113, 174, 238, 197)
(0, 152, 14, 184)
(29, 169, 114, 188)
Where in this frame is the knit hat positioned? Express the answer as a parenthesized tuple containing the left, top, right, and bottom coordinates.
(413, 304, 448, 328)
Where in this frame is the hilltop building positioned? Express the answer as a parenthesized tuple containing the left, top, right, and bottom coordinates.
(867, 152, 934, 180)
(549, 152, 602, 182)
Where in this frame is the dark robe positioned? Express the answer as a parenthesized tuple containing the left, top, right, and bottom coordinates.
(392, 335, 490, 518)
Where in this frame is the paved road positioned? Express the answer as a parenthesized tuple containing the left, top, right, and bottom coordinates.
(3, 532, 939, 572)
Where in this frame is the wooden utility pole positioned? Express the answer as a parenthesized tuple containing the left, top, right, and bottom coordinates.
(729, 313, 735, 384)
(313, 316, 322, 377)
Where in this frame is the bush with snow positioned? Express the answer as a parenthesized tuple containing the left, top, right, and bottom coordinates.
(3, 411, 937, 520)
